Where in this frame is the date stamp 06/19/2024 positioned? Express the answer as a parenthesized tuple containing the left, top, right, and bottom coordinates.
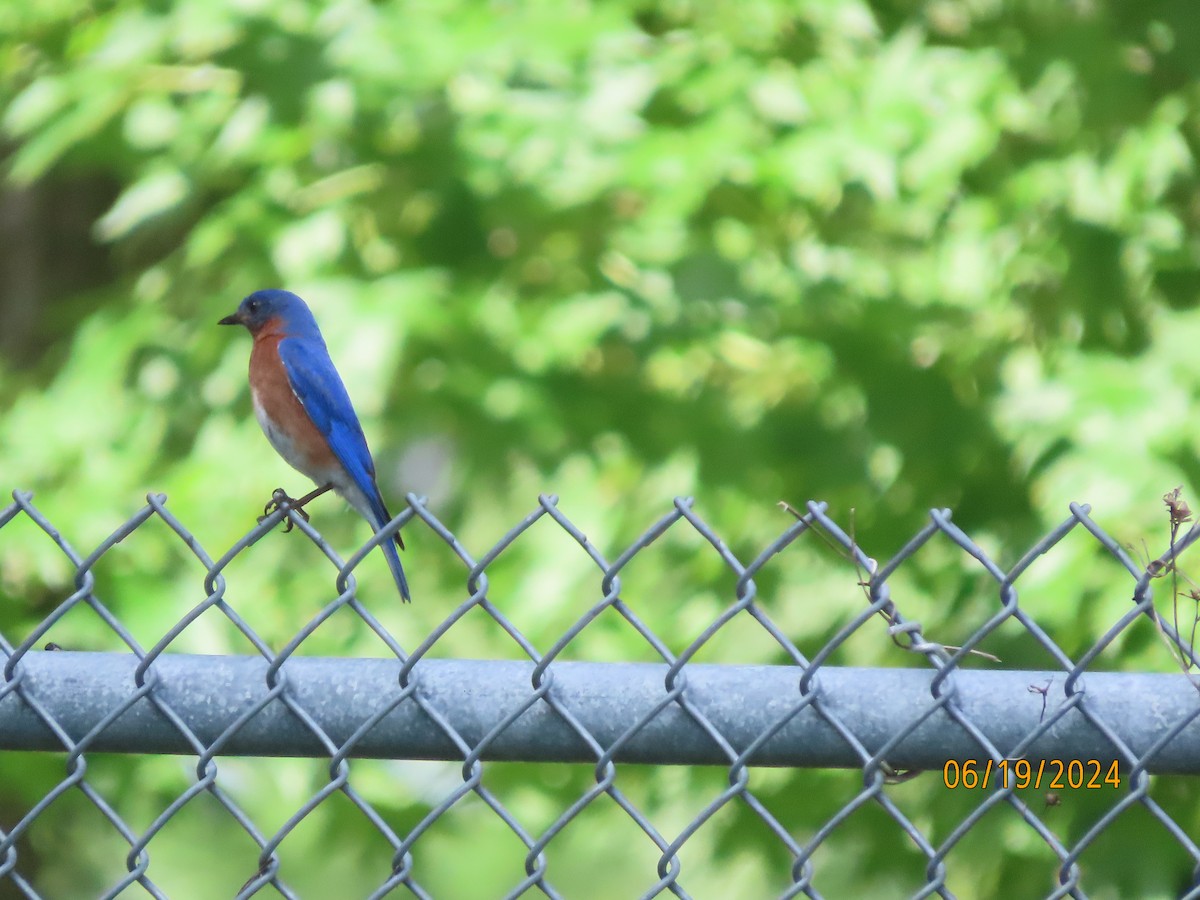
(943, 758, 1122, 791)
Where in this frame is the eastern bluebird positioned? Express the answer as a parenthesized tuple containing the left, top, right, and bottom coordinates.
(219, 289, 411, 602)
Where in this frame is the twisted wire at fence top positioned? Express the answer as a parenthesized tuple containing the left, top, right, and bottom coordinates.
(0, 489, 1199, 899)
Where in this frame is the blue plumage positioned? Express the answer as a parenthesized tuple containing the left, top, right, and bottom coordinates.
(220, 289, 411, 602)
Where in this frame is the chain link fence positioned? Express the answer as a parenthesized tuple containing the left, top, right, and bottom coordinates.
(1, 488, 1200, 898)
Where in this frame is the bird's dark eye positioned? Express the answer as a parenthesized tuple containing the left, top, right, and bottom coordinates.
(247, 299, 260, 313)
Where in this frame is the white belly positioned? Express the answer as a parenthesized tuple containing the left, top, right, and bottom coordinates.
(251, 392, 377, 525)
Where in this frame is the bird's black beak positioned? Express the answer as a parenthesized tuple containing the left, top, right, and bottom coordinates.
(218, 311, 243, 326)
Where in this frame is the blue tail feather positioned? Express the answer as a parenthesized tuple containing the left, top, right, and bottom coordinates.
(379, 529, 410, 602)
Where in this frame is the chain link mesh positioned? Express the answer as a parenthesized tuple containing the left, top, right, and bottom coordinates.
(1, 488, 1199, 898)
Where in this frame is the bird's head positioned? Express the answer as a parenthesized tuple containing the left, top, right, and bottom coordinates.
(219, 289, 319, 336)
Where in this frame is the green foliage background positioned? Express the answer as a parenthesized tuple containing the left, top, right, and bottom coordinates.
(2, 0, 1200, 897)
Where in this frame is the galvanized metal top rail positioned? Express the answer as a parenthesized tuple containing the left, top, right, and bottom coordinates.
(3, 653, 1199, 773)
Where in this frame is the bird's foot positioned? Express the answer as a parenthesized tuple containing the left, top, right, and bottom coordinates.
(258, 488, 312, 533)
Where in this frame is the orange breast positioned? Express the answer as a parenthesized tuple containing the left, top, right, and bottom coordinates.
(247, 320, 339, 478)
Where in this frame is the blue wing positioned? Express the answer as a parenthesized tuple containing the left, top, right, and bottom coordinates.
(277, 337, 380, 510)
(278, 336, 410, 601)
